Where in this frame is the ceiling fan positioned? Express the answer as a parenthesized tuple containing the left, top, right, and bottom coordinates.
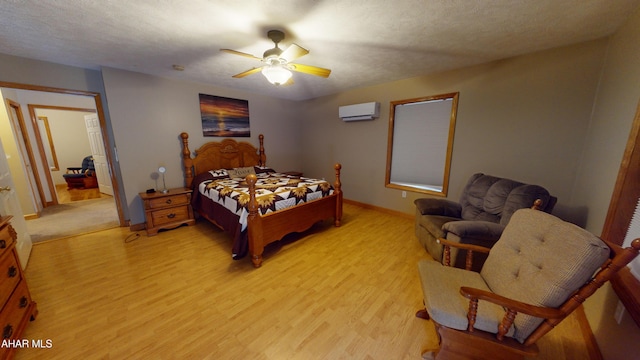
(220, 30, 331, 86)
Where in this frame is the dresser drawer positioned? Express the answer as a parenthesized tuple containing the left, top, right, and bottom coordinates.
(147, 193, 190, 210)
(150, 205, 190, 226)
(0, 280, 32, 340)
(0, 226, 15, 260)
(0, 250, 21, 306)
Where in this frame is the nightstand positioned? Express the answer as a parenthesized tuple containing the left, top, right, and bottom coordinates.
(139, 187, 195, 236)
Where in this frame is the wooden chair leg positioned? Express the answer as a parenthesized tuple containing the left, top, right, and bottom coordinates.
(416, 309, 430, 319)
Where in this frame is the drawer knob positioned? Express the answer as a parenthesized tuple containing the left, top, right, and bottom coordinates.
(19, 296, 28, 308)
(167, 213, 176, 219)
(3, 324, 12, 339)
(7, 266, 17, 278)
(165, 199, 172, 204)
(0, 240, 5, 249)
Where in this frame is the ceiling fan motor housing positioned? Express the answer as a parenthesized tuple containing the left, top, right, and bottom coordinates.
(267, 30, 285, 44)
(264, 30, 285, 58)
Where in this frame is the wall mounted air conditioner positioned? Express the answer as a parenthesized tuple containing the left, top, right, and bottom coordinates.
(339, 102, 380, 121)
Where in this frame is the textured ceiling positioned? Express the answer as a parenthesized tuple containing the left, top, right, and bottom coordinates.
(1, 0, 639, 101)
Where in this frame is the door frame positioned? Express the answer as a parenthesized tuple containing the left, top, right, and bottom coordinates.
(27, 104, 97, 206)
(0, 81, 125, 227)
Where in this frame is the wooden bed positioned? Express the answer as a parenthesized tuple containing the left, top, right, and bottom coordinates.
(180, 132, 342, 267)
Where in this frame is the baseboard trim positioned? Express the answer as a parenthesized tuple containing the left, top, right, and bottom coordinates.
(343, 198, 413, 220)
(24, 213, 40, 220)
(129, 223, 145, 232)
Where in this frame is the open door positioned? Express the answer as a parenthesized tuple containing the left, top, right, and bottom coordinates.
(85, 114, 113, 196)
(0, 136, 32, 268)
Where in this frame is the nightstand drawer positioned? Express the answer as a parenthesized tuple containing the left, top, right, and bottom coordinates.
(150, 205, 190, 226)
(147, 193, 190, 210)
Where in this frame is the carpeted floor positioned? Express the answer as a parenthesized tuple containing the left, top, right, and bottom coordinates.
(25, 197, 119, 243)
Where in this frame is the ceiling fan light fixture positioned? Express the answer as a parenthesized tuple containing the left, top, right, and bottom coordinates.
(223, 30, 329, 84)
(261, 64, 292, 85)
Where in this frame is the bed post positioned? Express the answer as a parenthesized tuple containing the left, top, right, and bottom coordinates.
(246, 174, 264, 268)
(258, 134, 266, 167)
(334, 163, 343, 227)
(180, 132, 194, 188)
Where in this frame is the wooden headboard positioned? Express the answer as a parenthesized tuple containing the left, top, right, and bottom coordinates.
(180, 132, 266, 188)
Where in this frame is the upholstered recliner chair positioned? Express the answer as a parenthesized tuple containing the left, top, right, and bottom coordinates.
(415, 208, 640, 359)
(415, 173, 556, 270)
(62, 155, 98, 189)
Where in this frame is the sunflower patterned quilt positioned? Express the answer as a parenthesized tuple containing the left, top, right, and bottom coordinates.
(195, 170, 335, 231)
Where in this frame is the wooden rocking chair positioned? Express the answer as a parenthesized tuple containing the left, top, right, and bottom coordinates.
(416, 208, 640, 360)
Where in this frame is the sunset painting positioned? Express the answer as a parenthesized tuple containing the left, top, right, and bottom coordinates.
(199, 94, 250, 137)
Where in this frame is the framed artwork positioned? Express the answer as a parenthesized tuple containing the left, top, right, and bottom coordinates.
(199, 93, 250, 137)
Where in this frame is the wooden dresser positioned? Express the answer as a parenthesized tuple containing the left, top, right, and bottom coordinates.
(0, 216, 37, 359)
(139, 187, 195, 236)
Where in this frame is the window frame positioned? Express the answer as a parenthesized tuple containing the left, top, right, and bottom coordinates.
(385, 92, 459, 197)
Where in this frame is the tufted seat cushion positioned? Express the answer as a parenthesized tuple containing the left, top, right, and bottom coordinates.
(480, 209, 610, 342)
(418, 259, 515, 337)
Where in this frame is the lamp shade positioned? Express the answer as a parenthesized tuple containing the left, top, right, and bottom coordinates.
(261, 65, 292, 85)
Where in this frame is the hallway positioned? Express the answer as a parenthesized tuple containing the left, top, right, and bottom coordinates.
(25, 185, 119, 243)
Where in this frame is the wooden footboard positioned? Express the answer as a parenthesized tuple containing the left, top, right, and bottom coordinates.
(246, 163, 343, 267)
(180, 132, 342, 267)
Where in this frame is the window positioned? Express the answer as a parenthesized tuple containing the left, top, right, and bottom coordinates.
(385, 92, 458, 196)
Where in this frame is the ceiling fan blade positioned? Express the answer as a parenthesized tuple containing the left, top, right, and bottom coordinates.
(280, 43, 309, 62)
(289, 63, 331, 78)
(220, 49, 263, 61)
(232, 67, 263, 78)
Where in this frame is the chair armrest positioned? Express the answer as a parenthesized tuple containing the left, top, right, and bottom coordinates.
(442, 220, 505, 241)
(66, 167, 83, 174)
(414, 198, 461, 217)
(437, 237, 491, 254)
(460, 287, 565, 319)
(437, 237, 491, 269)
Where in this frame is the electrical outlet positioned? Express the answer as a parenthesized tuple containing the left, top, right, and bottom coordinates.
(402, 191, 407, 198)
(615, 301, 626, 324)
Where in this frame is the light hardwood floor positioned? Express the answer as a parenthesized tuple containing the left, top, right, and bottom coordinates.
(15, 203, 597, 359)
(55, 184, 111, 204)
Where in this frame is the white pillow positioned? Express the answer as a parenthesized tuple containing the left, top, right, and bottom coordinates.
(227, 166, 256, 178)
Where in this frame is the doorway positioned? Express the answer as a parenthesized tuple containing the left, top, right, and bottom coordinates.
(0, 83, 124, 242)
